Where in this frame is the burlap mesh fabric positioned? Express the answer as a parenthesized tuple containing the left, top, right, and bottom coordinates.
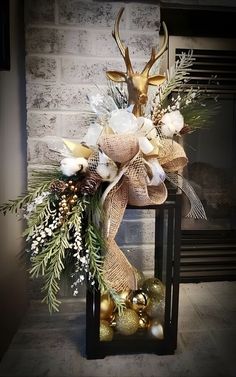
(98, 134, 139, 163)
(158, 139, 188, 171)
(103, 239, 137, 291)
(102, 178, 137, 291)
(87, 151, 99, 173)
(97, 134, 188, 292)
(103, 178, 128, 239)
(125, 153, 167, 206)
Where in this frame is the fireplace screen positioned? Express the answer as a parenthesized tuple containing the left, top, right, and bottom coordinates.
(182, 94, 236, 231)
(164, 37, 236, 280)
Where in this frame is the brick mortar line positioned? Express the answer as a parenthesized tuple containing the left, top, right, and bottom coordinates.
(27, 82, 105, 87)
(121, 218, 155, 222)
(54, 0, 59, 25)
(26, 23, 159, 34)
(26, 54, 148, 62)
(27, 109, 95, 114)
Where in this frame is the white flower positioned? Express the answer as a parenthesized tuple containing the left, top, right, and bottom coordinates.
(83, 122, 103, 146)
(26, 203, 35, 213)
(60, 157, 88, 177)
(160, 110, 184, 138)
(137, 117, 157, 139)
(80, 256, 87, 264)
(109, 109, 138, 134)
(34, 192, 50, 205)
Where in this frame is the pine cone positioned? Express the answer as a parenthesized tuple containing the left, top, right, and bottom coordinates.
(50, 179, 67, 193)
(180, 124, 192, 135)
(80, 172, 102, 195)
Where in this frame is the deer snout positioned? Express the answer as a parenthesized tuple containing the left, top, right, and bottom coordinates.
(139, 93, 148, 105)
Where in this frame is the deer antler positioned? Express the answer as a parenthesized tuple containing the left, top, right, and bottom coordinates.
(112, 7, 134, 75)
(142, 22, 168, 76)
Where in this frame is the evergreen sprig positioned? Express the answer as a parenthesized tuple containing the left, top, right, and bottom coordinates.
(28, 169, 61, 190)
(180, 95, 220, 130)
(0, 182, 51, 215)
(32, 229, 69, 312)
(22, 198, 54, 238)
(84, 222, 125, 314)
(151, 51, 194, 114)
(30, 200, 86, 313)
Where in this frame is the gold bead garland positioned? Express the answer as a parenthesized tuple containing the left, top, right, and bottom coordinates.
(57, 181, 79, 217)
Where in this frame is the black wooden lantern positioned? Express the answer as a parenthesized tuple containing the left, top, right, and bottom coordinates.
(86, 190, 182, 359)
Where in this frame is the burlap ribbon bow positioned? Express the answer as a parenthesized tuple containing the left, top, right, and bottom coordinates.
(96, 133, 188, 292)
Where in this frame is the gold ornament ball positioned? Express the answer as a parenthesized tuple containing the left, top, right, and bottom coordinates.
(117, 290, 131, 305)
(138, 312, 150, 329)
(128, 290, 148, 312)
(109, 314, 117, 328)
(100, 320, 114, 342)
(100, 294, 115, 320)
(146, 297, 165, 319)
(116, 309, 139, 336)
(135, 269, 145, 289)
(142, 278, 165, 299)
(148, 319, 164, 339)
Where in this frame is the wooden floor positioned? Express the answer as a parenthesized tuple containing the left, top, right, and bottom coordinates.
(0, 282, 235, 377)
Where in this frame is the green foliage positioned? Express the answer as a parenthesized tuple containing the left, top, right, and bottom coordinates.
(157, 51, 194, 108)
(28, 169, 61, 190)
(30, 200, 86, 313)
(22, 198, 53, 238)
(0, 169, 61, 216)
(31, 228, 68, 313)
(180, 95, 220, 130)
(0, 182, 51, 215)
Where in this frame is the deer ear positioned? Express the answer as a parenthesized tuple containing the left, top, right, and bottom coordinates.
(106, 71, 126, 82)
(148, 74, 166, 86)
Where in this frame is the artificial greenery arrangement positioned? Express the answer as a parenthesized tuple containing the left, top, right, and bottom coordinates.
(0, 8, 217, 314)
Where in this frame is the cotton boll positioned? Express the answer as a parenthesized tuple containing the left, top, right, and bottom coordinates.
(96, 163, 118, 182)
(96, 151, 118, 182)
(161, 120, 176, 138)
(109, 109, 138, 134)
(60, 157, 88, 177)
(161, 110, 184, 138)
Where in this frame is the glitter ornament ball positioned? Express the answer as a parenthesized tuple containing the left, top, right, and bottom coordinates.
(100, 294, 115, 320)
(135, 269, 145, 289)
(100, 320, 114, 341)
(116, 309, 139, 336)
(146, 297, 165, 319)
(142, 278, 165, 299)
(148, 319, 164, 339)
(128, 290, 148, 312)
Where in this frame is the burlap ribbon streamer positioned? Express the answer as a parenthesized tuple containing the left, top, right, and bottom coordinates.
(99, 134, 188, 292)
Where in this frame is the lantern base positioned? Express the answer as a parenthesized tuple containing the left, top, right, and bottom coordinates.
(86, 192, 181, 359)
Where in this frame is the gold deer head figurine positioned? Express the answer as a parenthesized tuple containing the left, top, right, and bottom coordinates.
(106, 7, 168, 117)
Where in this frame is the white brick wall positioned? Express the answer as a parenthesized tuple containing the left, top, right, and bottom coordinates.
(25, 0, 161, 296)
